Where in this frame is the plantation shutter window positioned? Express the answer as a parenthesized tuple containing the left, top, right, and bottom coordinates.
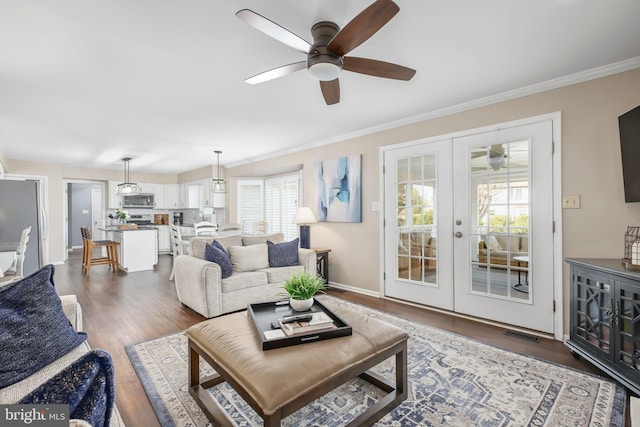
(237, 179, 264, 226)
(265, 173, 300, 241)
(237, 172, 302, 241)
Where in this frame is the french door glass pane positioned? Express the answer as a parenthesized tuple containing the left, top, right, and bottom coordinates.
(396, 154, 437, 284)
(470, 141, 530, 301)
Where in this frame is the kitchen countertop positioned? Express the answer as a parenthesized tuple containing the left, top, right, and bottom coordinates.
(100, 226, 159, 231)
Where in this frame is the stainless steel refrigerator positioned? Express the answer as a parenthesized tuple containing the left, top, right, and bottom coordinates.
(0, 179, 44, 276)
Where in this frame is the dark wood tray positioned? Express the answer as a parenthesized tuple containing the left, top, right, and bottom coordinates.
(247, 299, 352, 350)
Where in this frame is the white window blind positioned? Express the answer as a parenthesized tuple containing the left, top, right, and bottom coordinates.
(237, 179, 264, 225)
(237, 172, 301, 241)
(265, 173, 300, 240)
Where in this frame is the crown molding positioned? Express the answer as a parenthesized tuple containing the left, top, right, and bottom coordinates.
(227, 56, 640, 169)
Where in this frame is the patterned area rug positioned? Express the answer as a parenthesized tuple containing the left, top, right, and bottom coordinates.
(126, 295, 626, 426)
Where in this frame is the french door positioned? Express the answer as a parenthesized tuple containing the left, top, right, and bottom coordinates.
(383, 119, 556, 333)
(383, 139, 455, 310)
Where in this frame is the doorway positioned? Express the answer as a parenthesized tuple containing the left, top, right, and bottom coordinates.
(65, 181, 106, 258)
(382, 115, 560, 335)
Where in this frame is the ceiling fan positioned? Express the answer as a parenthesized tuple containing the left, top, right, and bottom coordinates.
(236, 0, 416, 105)
(471, 145, 508, 171)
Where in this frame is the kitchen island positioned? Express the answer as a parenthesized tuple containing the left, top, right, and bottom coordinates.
(101, 226, 158, 272)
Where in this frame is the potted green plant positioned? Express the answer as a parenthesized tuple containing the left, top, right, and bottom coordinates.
(115, 208, 129, 224)
(280, 272, 326, 311)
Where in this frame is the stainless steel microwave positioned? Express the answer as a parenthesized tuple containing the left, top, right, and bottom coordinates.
(122, 193, 155, 208)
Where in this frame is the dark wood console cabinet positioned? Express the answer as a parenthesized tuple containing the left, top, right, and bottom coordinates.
(566, 258, 640, 395)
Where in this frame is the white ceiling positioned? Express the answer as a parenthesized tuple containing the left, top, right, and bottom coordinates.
(1, 0, 639, 174)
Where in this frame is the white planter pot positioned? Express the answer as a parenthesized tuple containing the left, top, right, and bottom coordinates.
(289, 297, 314, 312)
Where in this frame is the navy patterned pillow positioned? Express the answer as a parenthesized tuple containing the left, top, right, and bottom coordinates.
(267, 238, 300, 267)
(0, 264, 87, 388)
(205, 243, 233, 278)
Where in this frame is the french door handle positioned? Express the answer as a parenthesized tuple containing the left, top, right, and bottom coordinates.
(454, 232, 462, 238)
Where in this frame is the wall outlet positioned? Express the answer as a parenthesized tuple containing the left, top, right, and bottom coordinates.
(562, 195, 580, 209)
(372, 201, 380, 212)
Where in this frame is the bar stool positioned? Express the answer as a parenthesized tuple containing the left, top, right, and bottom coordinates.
(80, 226, 119, 274)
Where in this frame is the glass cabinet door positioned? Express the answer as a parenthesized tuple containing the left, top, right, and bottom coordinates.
(616, 279, 640, 383)
(573, 267, 613, 359)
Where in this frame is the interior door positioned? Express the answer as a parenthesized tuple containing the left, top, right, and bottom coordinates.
(91, 188, 105, 240)
(453, 121, 555, 333)
(383, 139, 454, 310)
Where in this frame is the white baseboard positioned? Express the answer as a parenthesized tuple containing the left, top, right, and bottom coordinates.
(329, 282, 558, 341)
(327, 281, 380, 298)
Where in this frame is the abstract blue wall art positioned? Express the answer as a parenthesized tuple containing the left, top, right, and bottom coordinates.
(315, 155, 362, 222)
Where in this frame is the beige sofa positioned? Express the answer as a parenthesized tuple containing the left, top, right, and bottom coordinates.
(0, 295, 124, 426)
(174, 233, 316, 318)
(478, 235, 528, 267)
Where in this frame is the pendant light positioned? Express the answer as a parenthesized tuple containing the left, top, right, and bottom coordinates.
(212, 150, 226, 193)
(116, 157, 141, 195)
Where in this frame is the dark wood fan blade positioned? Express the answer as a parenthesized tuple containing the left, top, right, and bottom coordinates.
(320, 79, 340, 105)
(236, 9, 311, 53)
(343, 57, 415, 80)
(245, 61, 307, 84)
(327, 0, 399, 56)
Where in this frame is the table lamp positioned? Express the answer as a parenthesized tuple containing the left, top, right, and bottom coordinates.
(293, 207, 317, 249)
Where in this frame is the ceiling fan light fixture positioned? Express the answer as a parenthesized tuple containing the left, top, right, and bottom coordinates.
(308, 54, 343, 81)
(489, 155, 506, 171)
(116, 157, 141, 195)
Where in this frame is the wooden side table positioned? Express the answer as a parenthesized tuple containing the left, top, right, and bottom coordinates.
(312, 248, 331, 284)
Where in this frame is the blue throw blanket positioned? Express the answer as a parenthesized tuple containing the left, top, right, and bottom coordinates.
(18, 350, 115, 427)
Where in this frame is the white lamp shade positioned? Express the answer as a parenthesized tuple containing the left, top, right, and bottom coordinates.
(308, 62, 341, 81)
(293, 207, 317, 224)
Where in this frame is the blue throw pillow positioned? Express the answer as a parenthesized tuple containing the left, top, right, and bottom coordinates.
(205, 243, 233, 279)
(267, 238, 300, 267)
(212, 239, 227, 255)
(0, 264, 87, 388)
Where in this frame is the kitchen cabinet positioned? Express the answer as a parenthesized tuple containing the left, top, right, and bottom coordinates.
(178, 184, 188, 208)
(157, 224, 171, 253)
(201, 179, 212, 207)
(104, 228, 158, 272)
(107, 181, 122, 209)
(565, 258, 640, 395)
(141, 183, 158, 196)
(139, 183, 161, 206)
(153, 187, 165, 209)
(162, 184, 179, 209)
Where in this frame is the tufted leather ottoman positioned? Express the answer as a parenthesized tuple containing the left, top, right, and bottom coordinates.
(185, 303, 408, 426)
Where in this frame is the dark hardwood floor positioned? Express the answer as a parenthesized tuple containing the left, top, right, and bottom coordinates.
(53, 251, 630, 426)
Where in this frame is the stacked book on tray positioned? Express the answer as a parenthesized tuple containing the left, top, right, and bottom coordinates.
(279, 311, 336, 336)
